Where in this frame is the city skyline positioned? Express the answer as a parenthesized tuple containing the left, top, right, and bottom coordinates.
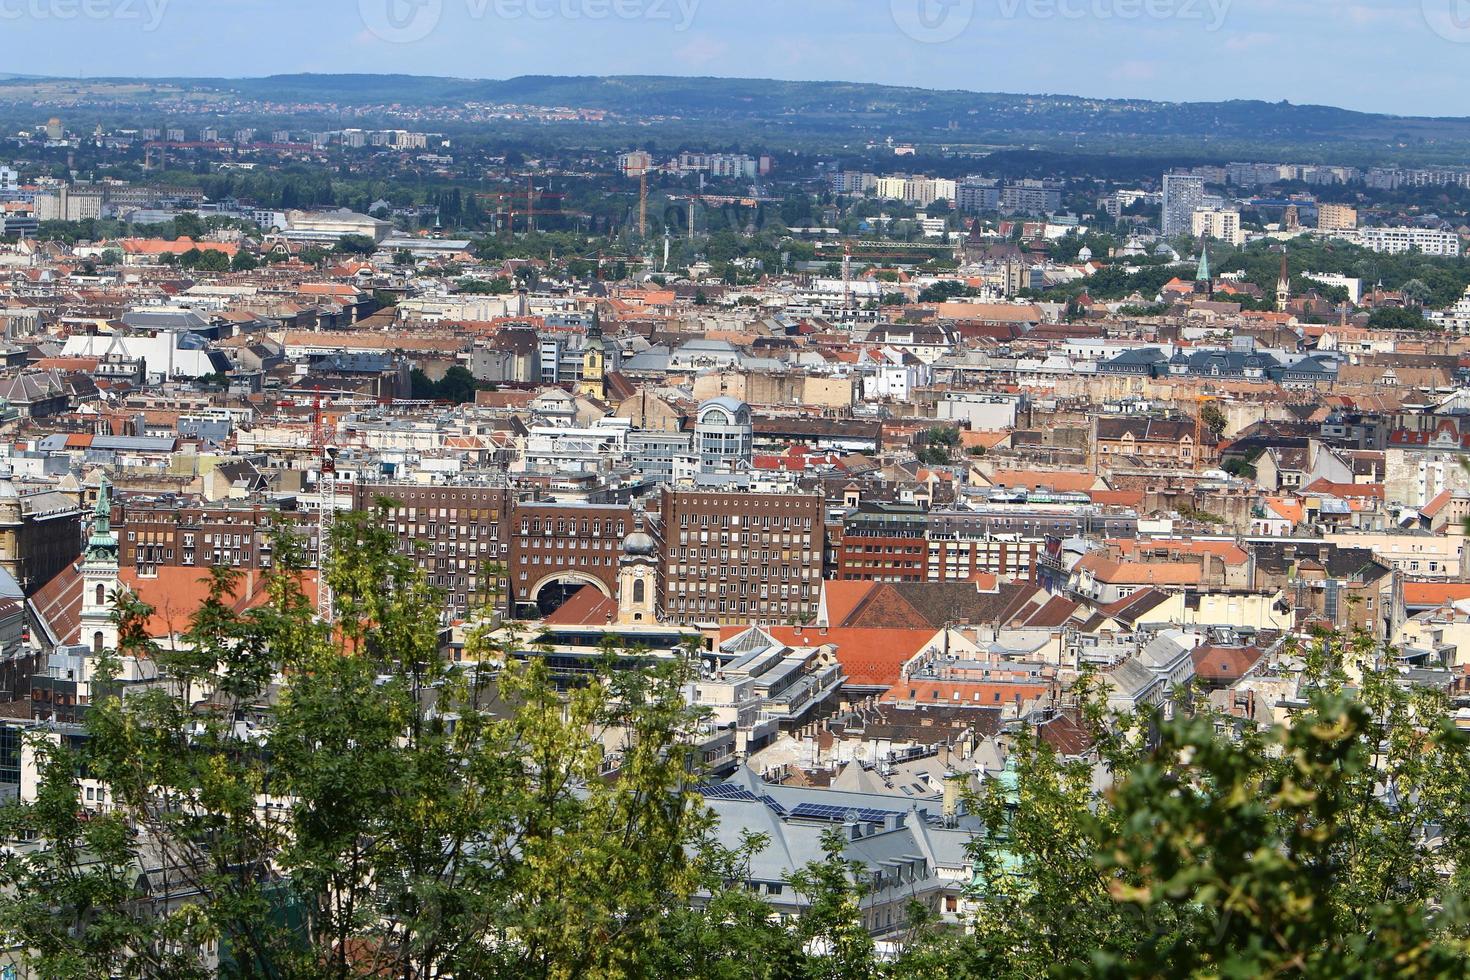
(1, 0, 1468, 118)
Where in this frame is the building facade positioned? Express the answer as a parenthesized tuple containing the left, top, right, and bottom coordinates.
(656, 488, 824, 626)
(1162, 173, 1206, 238)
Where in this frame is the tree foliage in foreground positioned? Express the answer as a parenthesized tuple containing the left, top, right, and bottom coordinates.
(2, 514, 1470, 977)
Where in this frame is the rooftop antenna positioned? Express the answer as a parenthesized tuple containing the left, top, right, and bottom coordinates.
(842, 243, 854, 312)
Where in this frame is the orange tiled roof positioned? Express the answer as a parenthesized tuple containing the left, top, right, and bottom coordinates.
(119, 566, 320, 639)
(120, 237, 239, 257)
(721, 624, 934, 688)
(541, 584, 616, 626)
(1405, 582, 1470, 608)
(987, 469, 1100, 493)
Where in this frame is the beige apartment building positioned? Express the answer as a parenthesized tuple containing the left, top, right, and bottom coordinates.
(1318, 203, 1358, 231)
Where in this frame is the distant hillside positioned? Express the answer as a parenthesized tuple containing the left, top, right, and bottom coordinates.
(192, 73, 1470, 143)
(6, 73, 1470, 160)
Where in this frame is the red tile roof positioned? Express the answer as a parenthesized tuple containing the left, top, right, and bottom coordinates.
(542, 585, 616, 626)
(30, 563, 82, 645)
(723, 625, 934, 689)
(1191, 644, 1266, 683)
(118, 567, 321, 639)
(1405, 582, 1470, 609)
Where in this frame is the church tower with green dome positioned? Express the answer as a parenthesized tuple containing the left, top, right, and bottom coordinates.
(80, 478, 120, 656)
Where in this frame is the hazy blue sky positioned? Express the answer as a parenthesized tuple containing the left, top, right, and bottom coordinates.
(6, 0, 1468, 116)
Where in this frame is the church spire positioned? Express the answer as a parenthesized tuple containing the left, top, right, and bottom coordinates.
(1196, 244, 1211, 296)
(85, 478, 117, 564)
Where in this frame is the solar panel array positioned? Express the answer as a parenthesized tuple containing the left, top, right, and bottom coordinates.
(699, 784, 761, 802)
(698, 786, 903, 823)
(789, 802, 899, 823)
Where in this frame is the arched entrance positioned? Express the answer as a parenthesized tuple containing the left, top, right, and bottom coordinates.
(529, 572, 612, 618)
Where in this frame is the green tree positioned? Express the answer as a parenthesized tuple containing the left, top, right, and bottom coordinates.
(917, 280, 976, 304)
(950, 631, 1470, 978)
(456, 277, 513, 295)
(0, 509, 720, 980)
(1401, 277, 1433, 306)
(333, 235, 378, 256)
(193, 249, 231, 273)
(173, 211, 206, 240)
(1199, 402, 1228, 438)
(1368, 306, 1433, 330)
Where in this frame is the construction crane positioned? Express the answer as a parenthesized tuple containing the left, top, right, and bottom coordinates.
(482, 177, 569, 237)
(842, 243, 854, 311)
(639, 169, 649, 239)
(1194, 393, 1220, 474)
(313, 399, 338, 624)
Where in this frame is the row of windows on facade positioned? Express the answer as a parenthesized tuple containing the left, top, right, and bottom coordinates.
(428, 576, 505, 599)
(521, 518, 627, 536)
(523, 555, 618, 567)
(678, 514, 813, 528)
(518, 538, 621, 551)
(668, 565, 817, 581)
(669, 546, 815, 562)
(405, 541, 509, 558)
(671, 583, 813, 598)
(668, 599, 815, 613)
(134, 551, 260, 571)
(129, 531, 266, 547)
(401, 523, 501, 539)
(677, 532, 813, 546)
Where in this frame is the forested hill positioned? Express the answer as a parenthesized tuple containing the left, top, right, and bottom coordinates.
(190, 73, 1470, 142)
(8, 72, 1470, 159)
(17, 74, 1470, 141)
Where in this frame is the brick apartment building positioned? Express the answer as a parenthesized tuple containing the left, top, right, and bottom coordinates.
(834, 504, 1140, 584)
(114, 484, 841, 625)
(352, 484, 516, 616)
(115, 486, 640, 621)
(509, 500, 637, 618)
(655, 488, 824, 626)
(115, 496, 318, 577)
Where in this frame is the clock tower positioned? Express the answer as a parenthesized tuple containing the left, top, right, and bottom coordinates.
(616, 531, 659, 626)
(578, 307, 607, 400)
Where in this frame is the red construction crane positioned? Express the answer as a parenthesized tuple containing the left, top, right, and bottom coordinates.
(313, 399, 338, 623)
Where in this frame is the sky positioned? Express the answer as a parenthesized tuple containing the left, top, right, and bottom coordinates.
(5, 0, 1469, 117)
